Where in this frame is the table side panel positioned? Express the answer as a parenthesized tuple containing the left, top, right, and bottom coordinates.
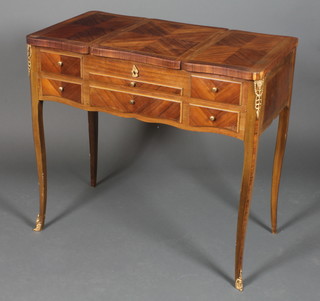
(262, 51, 296, 130)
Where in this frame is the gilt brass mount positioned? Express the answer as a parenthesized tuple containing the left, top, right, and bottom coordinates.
(235, 270, 243, 292)
(254, 79, 264, 119)
(33, 215, 43, 232)
(131, 65, 139, 78)
(27, 44, 32, 76)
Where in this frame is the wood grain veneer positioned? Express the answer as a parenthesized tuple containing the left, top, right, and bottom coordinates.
(90, 87, 181, 122)
(189, 105, 239, 132)
(40, 51, 81, 77)
(191, 75, 242, 105)
(41, 78, 82, 103)
(27, 11, 297, 78)
(89, 74, 182, 95)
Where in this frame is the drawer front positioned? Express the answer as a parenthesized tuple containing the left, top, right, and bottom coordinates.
(90, 88, 181, 122)
(90, 74, 182, 95)
(189, 105, 239, 132)
(191, 76, 241, 105)
(41, 52, 81, 77)
(86, 56, 188, 91)
(42, 78, 81, 103)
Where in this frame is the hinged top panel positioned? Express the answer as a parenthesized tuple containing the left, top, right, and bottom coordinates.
(27, 11, 146, 54)
(89, 18, 227, 69)
(182, 30, 298, 79)
(27, 11, 298, 79)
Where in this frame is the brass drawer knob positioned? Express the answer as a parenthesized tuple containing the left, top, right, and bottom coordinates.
(129, 99, 135, 105)
(209, 115, 216, 121)
(58, 86, 64, 92)
(130, 81, 136, 87)
(211, 87, 218, 93)
(57, 61, 63, 66)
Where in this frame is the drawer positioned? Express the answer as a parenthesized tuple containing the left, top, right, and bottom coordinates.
(89, 74, 182, 95)
(40, 51, 81, 77)
(90, 87, 181, 122)
(41, 78, 81, 103)
(189, 105, 239, 132)
(86, 56, 188, 91)
(191, 76, 241, 105)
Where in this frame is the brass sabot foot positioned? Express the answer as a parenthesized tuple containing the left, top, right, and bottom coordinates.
(235, 270, 243, 292)
(33, 214, 44, 232)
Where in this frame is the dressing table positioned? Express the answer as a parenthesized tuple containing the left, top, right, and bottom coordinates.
(27, 11, 298, 291)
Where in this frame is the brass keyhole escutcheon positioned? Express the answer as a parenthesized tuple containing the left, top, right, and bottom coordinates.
(131, 65, 139, 78)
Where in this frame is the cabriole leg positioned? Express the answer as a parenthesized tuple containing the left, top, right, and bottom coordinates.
(235, 122, 260, 291)
(88, 111, 98, 187)
(32, 100, 47, 231)
(271, 106, 290, 233)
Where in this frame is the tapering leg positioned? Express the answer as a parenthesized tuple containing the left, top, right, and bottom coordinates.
(235, 123, 260, 291)
(32, 100, 47, 231)
(88, 111, 98, 187)
(270, 106, 290, 234)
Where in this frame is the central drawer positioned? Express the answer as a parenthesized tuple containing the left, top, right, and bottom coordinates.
(90, 87, 181, 122)
(85, 56, 189, 95)
(89, 74, 182, 95)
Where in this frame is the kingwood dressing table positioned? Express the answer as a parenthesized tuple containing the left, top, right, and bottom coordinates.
(27, 11, 298, 291)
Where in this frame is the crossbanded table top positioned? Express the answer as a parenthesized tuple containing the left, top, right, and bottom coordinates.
(27, 11, 298, 80)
